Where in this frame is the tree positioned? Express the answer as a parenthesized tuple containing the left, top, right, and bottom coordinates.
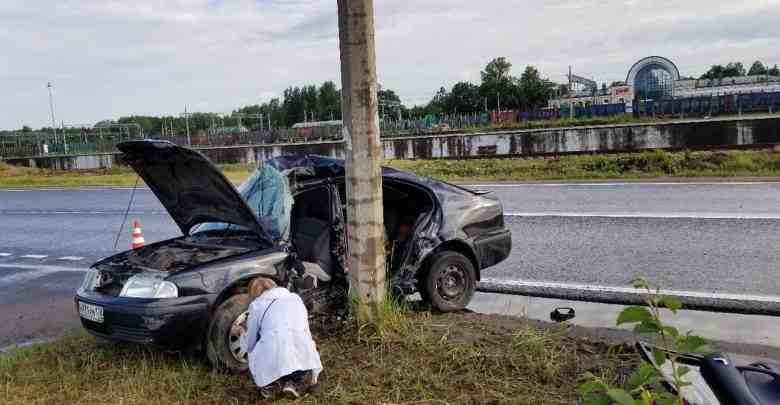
(21, 125, 32, 133)
(282, 86, 304, 125)
(480, 57, 513, 84)
(769, 65, 780, 76)
(302, 85, 319, 121)
(518, 65, 556, 109)
(748, 60, 768, 76)
(724, 62, 746, 77)
(701, 62, 746, 79)
(700, 65, 723, 80)
(426, 86, 450, 115)
(446, 82, 481, 113)
(318, 81, 341, 121)
(479, 57, 520, 110)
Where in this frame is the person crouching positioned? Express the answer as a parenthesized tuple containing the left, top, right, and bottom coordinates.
(232, 277, 323, 399)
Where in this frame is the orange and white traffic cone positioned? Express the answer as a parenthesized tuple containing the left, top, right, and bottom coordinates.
(131, 219, 145, 249)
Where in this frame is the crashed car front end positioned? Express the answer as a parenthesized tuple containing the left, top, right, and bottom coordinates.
(75, 140, 293, 347)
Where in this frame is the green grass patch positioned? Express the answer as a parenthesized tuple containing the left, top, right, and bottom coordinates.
(0, 162, 254, 188)
(387, 149, 780, 182)
(0, 312, 633, 404)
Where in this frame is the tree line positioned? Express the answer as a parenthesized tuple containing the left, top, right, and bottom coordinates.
(8, 57, 780, 135)
(409, 57, 557, 117)
(700, 60, 780, 80)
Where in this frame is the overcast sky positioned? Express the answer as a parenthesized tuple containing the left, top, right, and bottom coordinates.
(2, 0, 779, 129)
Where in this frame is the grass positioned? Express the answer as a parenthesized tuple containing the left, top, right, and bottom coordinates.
(0, 162, 255, 188)
(0, 311, 635, 404)
(4, 149, 780, 188)
(388, 149, 780, 182)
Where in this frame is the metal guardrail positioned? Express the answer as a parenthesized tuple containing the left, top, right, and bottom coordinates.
(477, 278, 780, 317)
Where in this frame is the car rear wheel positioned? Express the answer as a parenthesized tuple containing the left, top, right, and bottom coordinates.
(206, 294, 252, 373)
(421, 251, 476, 312)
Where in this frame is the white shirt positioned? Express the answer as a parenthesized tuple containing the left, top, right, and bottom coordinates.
(240, 287, 323, 387)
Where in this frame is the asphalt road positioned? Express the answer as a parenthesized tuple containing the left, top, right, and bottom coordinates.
(2, 181, 780, 348)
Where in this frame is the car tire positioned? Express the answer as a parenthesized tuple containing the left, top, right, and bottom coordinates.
(206, 293, 252, 373)
(421, 251, 476, 312)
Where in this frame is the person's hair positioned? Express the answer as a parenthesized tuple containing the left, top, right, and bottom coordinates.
(248, 277, 277, 299)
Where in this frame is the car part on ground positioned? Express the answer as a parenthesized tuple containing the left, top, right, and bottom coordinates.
(637, 341, 780, 405)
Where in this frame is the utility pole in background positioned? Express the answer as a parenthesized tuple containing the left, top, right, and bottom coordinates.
(181, 106, 192, 146)
(47, 82, 57, 143)
(337, 0, 386, 320)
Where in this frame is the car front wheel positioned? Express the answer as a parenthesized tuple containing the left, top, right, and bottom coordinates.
(421, 251, 476, 312)
(205, 294, 251, 373)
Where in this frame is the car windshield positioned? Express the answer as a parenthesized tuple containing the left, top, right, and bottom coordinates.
(194, 164, 293, 242)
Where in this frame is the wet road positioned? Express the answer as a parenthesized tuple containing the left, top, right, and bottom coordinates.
(1, 181, 780, 348)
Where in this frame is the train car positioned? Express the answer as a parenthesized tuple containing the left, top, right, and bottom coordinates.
(291, 120, 343, 142)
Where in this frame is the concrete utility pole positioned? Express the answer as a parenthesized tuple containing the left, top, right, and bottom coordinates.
(337, 0, 386, 320)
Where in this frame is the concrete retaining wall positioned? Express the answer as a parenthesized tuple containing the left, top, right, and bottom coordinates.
(5, 116, 780, 170)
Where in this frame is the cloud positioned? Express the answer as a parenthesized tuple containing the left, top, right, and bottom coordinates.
(1, 0, 779, 129)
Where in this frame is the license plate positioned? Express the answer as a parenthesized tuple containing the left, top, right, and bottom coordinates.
(78, 301, 104, 323)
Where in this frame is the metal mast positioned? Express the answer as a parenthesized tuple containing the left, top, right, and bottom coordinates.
(47, 82, 57, 143)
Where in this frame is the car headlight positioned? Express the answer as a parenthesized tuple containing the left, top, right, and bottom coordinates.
(119, 275, 179, 299)
(79, 268, 100, 292)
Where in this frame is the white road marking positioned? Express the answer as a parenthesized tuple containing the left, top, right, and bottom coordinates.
(0, 253, 11, 257)
(464, 181, 780, 188)
(504, 212, 780, 220)
(57, 256, 85, 261)
(0, 264, 87, 286)
(19, 254, 48, 259)
(480, 278, 780, 303)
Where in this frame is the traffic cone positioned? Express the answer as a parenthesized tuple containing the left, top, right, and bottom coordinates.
(131, 219, 145, 249)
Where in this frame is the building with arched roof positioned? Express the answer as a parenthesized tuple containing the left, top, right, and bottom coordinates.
(549, 56, 780, 111)
(627, 56, 680, 101)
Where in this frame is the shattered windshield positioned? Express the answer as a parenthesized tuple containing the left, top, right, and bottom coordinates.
(195, 164, 293, 242)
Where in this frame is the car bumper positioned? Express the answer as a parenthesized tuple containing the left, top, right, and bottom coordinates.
(74, 290, 215, 346)
(474, 229, 512, 270)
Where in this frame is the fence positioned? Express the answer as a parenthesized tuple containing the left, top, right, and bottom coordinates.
(0, 126, 345, 159)
(634, 91, 780, 118)
(4, 91, 780, 160)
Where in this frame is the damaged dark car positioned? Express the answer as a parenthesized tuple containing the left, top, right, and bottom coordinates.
(75, 140, 511, 371)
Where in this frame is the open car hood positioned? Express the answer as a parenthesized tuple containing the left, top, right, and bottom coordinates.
(117, 140, 266, 238)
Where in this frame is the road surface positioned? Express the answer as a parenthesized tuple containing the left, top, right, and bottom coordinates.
(1, 181, 780, 348)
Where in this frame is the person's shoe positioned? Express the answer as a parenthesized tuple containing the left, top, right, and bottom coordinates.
(282, 381, 301, 399)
